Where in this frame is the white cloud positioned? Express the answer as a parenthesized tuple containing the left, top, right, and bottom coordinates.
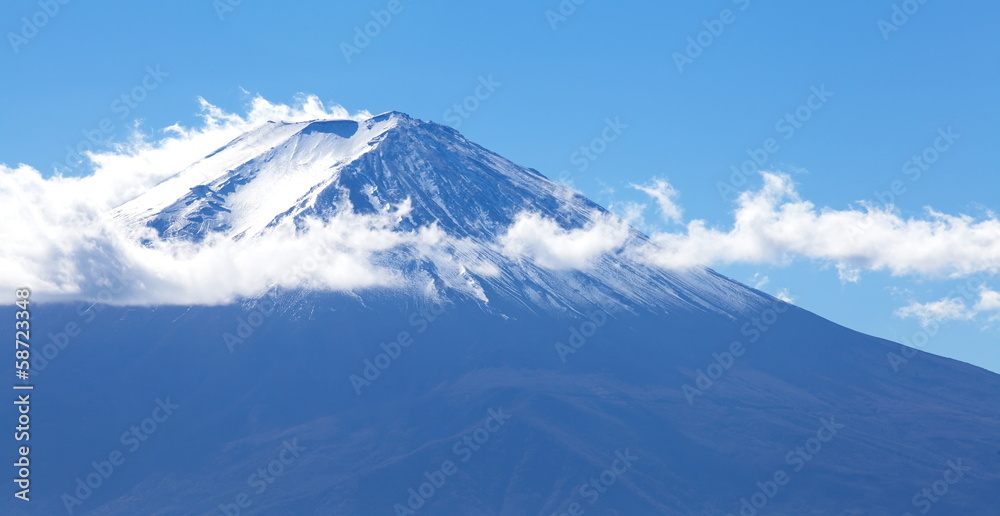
(747, 273, 794, 303)
(775, 288, 795, 303)
(632, 172, 1000, 278)
(0, 169, 451, 304)
(631, 178, 683, 224)
(836, 264, 861, 284)
(611, 201, 648, 227)
(896, 287, 1000, 327)
(750, 273, 769, 289)
(974, 287, 1000, 313)
(895, 298, 975, 327)
(499, 211, 630, 270)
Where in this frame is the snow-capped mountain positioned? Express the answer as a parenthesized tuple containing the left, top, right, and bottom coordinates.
(111, 111, 765, 316)
(6, 112, 999, 516)
(114, 112, 565, 242)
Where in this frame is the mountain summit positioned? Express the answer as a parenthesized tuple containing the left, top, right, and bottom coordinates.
(116, 112, 567, 242)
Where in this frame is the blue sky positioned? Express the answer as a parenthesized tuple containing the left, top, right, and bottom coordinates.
(2, 0, 998, 371)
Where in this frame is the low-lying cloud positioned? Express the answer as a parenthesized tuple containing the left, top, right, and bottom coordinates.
(0, 96, 455, 305)
(499, 211, 630, 270)
(2, 96, 998, 307)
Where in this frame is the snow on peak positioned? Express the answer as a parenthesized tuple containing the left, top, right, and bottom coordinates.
(112, 113, 409, 239)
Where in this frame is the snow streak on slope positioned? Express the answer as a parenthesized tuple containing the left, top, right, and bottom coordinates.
(112, 117, 400, 240)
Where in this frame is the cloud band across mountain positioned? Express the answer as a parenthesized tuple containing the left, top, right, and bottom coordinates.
(2, 97, 997, 307)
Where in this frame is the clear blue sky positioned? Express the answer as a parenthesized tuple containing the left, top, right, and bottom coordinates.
(2, 0, 998, 371)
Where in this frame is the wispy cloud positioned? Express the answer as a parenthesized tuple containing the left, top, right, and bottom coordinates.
(631, 178, 683, 224)
(750, 273, 769, 289)
(895, 298, 976, 327)
(775, 288, 795, 303)
(896, 287, 1000, 327)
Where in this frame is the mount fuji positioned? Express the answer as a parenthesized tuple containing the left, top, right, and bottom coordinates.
(108, 111, 758, 315)
(4, 111, 999, 516)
